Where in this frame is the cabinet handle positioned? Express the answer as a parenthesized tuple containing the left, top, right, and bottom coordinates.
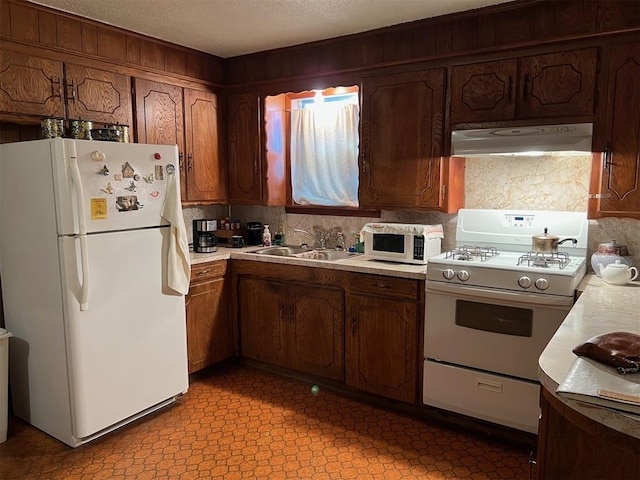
(373, 283, 390, 289)
(187, 153, 193, 172)
(507, 76, 513, 102)
(51, 77, 62, 99)
(603, 142, 613, 169)
(361, 153, 367, 173)
(196, 269, 211, 276)
(522, 74, 529, 101)
(66, 80, 76, 101)
(253, 156, 259, 175)
(352, 317, 357, 335)
(178, 152, 185, 174)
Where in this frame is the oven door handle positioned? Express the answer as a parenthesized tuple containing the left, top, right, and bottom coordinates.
(426, 281, 573, 308)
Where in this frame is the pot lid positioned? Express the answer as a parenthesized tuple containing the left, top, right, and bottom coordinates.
(596, 240, 629, 256)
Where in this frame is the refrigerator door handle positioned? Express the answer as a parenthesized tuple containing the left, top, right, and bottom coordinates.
(69, 147, 90, 310)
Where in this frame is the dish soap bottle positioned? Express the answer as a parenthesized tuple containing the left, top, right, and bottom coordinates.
(262, 224, 272, 246)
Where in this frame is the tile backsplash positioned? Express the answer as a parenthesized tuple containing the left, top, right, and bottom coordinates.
(183, 152, 640, 269)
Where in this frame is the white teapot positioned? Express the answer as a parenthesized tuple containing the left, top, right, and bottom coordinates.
(598, 260, 639, 285)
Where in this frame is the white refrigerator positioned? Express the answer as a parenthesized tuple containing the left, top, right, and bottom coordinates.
(0, 138, 190, 447)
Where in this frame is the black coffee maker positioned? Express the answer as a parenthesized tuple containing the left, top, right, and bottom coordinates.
(193, 219, 218, 253)
(246, 222, 263, 246)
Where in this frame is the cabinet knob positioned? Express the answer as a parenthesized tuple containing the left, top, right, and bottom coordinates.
(522, 74, 530, 101)
(51, 77, 62, 99)
(66, 80, 76, 101)
(603, 143, 613, 169)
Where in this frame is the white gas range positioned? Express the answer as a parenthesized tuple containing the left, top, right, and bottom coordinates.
(423, 209, 588, 434)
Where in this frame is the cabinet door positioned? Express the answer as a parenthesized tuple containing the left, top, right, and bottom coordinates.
(518, 48, 598, 119)
(185, 276, 232, 373)
(0, 51, 65, 118)
(227, 93, 263, 204)
(65, 64, 132, 126)
(360, 69, 445, 209)
(345, 294, 417, 403)
(288, 285, 344, 381)
(183, 88, 227, 203)
(589, 41, 640, 219)
(133, 78, 186, 199)
(238, 277, 286, 366)
(450, 59, 518, 124)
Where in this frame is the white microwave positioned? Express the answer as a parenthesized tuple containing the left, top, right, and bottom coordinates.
(360, 223, 443, 265)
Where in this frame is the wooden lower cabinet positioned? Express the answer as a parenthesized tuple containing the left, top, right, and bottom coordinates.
(185, 261, 233, 374)
(238, 275, 344, 381)
(345, 274, 421, 404)
(537, 387, 640, 479)
(234, 262, 423, 403)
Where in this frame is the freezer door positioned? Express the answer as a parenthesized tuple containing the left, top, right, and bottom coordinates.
(56, 139, 180, 234)
(59, 227, 188, 440)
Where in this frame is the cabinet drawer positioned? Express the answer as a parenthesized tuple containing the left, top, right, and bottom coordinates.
(190, 260, 227, 283)
(348, 273, 419, 300)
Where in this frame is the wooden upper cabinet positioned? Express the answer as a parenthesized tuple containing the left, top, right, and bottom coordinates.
(133, 78, 186, 196)
(450, 59, 517, 124)
(183, 88, 226, 203)
(450, 48, 598, 125)
(0, 51, 65, 118)
(518, 48, 598, 119)
(133, 81, 225, 204)
(589, 39, 640, 219)
(226, 93, 263, 204)
(64, 64, 132, 125)
(360, 68, 448, 210)
(134, 78, 184, 146)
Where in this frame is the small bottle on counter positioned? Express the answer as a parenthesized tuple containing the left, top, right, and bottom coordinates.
(273, 224, 285, 246)
(262, 224, 272, 246)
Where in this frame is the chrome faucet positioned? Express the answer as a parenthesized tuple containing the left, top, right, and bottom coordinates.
(336, 232, 346, 251)
(293, 228, 325, 249)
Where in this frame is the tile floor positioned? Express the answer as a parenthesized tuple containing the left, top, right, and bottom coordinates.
(0, 365, 534, 479)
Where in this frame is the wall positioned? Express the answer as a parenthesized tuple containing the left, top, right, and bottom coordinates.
(214, 153, 640, 271)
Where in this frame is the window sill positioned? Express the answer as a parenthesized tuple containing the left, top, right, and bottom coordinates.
(285, 205, 381, 218)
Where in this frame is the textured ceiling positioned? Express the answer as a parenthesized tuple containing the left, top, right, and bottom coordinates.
(28, 0, 512, 58)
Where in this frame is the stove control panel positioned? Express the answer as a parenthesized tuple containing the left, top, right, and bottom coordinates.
(503, 214, 536, 228)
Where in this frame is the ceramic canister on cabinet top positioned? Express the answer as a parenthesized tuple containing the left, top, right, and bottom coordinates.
(590, 240, 634, 277)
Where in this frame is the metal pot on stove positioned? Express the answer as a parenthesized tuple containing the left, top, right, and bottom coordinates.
(532, 228, 578, 253)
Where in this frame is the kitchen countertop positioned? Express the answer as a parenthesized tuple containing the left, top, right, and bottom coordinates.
(190, 246, 428, 279)
(538, 274, 640, 439)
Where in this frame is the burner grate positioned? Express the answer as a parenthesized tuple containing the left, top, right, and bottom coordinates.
(446, 245, 498, 262)
(518, 251, 571, 269)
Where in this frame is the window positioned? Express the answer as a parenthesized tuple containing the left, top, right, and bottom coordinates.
(265, 86, 360, 208)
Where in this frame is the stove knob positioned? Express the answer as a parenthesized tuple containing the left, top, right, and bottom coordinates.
(457, 270, 470, 281)
(443, 269, 455, 280)
(535, 278, 549, 291)
(518, 276, 532, 288)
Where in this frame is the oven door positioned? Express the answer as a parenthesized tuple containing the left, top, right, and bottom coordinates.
(424, 281, 572, 381)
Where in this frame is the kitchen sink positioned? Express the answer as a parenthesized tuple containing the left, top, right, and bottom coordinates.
(250, 246, 360, 261)
(313, 250, 359, 261)
(250, 246, 311, 256)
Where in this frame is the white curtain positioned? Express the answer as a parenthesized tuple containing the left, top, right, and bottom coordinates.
(290, 103, 359, 206)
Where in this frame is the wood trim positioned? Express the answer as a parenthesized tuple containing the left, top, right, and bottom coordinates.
(1, 0, 224, 84)
(285, 205, 381, 218)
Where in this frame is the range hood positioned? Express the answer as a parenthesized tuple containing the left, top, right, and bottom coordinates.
(451, 123, 593, 157)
